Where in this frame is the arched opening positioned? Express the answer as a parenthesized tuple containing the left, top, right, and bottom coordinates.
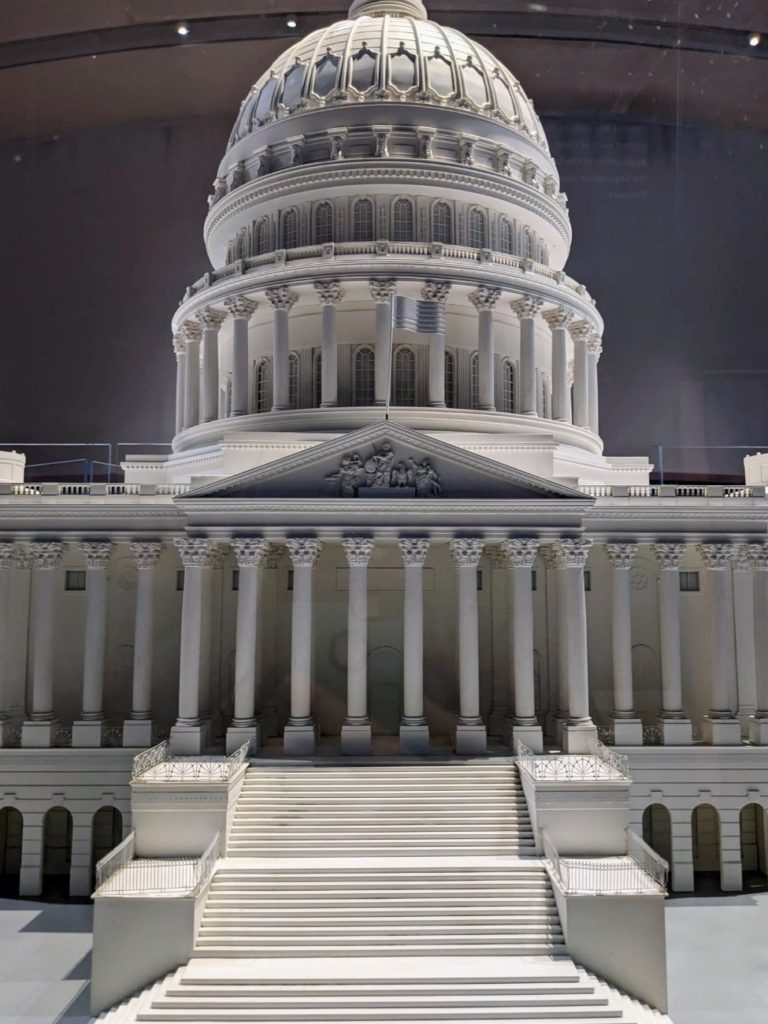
(444, 350, 455, 408)
(499, 217, 513, 255)
(43, 806, 73, 899)
(432, 202, 452, 244)
(353, 347, 375, 406)
(282, 209, 298, 249)
(0, 807, 23, 896)
(392, 199, 414, 242)
(314, 202, 334, 245)
(469, 351, 480, 410)
(468, 209, 486, 249)
(692, 804, 721, 893)
(392, 346, 416, 406)
(255, 217, 270, 255)
(254, 358, 271, 413)
(314, 351, 323, 408)
(353, 199, 374, 242)
(501, 359, 516, 412)
(642, 804, 672, 867)
(91, 807, 123, 890)
(740, 803, 768, 890)
(524, 228, 536, 260)
(288, 352, 300, 409)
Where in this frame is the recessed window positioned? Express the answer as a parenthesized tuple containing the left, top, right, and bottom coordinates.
(444, 350, 455, 408)
(499, 217, 513, 255)
(254, 358, 271, 413)
(680, 571, 700, 592)
(314, 202, 333, 244)
(470, 351, 480, 410)
(176, 570, 185, 592)
(502, 360, 516, 413)
(314, 51, 339, 97)
(392, 346, 416, 407)
(254, 76, 279, 121)
(477, 569, 483, 591)
(288, 352, 300, 409)
(584, 570, 592, 592)
(432, 202, 452, 244)
(460, 58, 487, 107)
(492, 71, 517, 120)
(283, 209, 298, 249)
(288, 569, 294, 591)
(232, 570, 240, 591)
(390, 44, 416, 91)
(351, 46, 377, 92)
(65, 570, 86, 592)
(353, 199, 374, 242)
(392, 199, 414, 242)
(354, 347, 375, 406)
(427, 49, 454, 97)
(281, 62, 306, 109)
(469, 209, 486, 249)
(531, 569, 537, 591)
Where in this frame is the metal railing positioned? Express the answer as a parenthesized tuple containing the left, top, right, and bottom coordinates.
(542, 828, 668, 895)
(627, 829, 670, 890)
(1, 482, 189, 497)
(578, 483, 762, 499)
(131, 741, 250, 782)
(94, 831, 220, 896)
(95, 830, 135, 889)
(516, 738, 630, 781)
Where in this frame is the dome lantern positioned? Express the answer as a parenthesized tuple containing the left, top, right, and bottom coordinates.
(348, 0, 428, 18)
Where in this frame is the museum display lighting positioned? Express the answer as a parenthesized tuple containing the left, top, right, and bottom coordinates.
(748, 32, 761, 47)
(175, 21, 190, 37)
(286, 15, 298, 29)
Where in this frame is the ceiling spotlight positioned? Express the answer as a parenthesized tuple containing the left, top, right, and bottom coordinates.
(176, 21, 190, 37)
(286, 15, 298, 29)
(749, 32, 761, 47)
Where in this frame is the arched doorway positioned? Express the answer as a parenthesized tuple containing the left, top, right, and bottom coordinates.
(692, 804, 721, 893)
(91, 807, 123, 890)
(43, 807, 73, 899)
(0, 807, 23, 896)
(642, 803, 672, 867)
(740, 803, 767, 890)
(368, 646, 402, 735)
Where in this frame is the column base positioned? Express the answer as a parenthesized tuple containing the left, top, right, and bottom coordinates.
(561, 721, 598, 754)
(340, 721, 372, 756)
(227, 722, 260, 755)
(702, 715, 742, 746)
(399, 721, 430, 755)
(21, 719, 57, 748)
(122, 719, 154, 749)
(659, 717, 693, 746)
(169, 721, 210, 755)
(72, 720, 105, 748)
(283, 720, 316, 756)
(749, 716, 768, 745)
(454, 721, 487, 756)
(612, 716, 644, 746)
(511, 722, 544, 754)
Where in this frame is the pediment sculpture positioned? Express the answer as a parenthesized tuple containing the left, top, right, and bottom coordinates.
(324, 441, 442, 498)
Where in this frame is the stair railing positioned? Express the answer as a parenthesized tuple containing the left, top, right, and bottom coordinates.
(541, 827, 668, 894)
(515, 739, 629, 781)
(627, 828, 669, 890)
(131, 741, 250, 782)
(93, 831, 220, 896)
(94, 830, 135, 889)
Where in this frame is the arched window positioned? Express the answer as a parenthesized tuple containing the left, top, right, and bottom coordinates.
(692, 804, 721, 890)
(390, 43, 417, 92)
(740, 804, 767, 879)
(281, 61, 306, 109)
(43, 806, 72, 899)
(92, 807, 123, 889)
(314, 351, 323, 408)
(499, 217, 513, 255)
(314, 202, 334, 244)
(491, 69, 518, 121)
(255, 218, 270, 255)
(392, 199, 414, 242)
(392, 346, 416, 406)
(288, 352, 300, 409)
(432, 203, 452, 244)
(460, 57, 487, 107)
(470, 352, 480, 410)
(351, 46, 377, 92)
(524, 228, 535, 260)
(254, 358, 271, 413)
(353, 198, 374, 242)
(283, 209, 298, 249)
(254, 75, 279, 122)
(540, 243, 549, 266)
(0, 807, 22, 896)
(427, 47, 454, 97)
(468, 209, 486, 249)
(314, 50, 340, 97)
(501, 359, 515, 412)
(353, 347, 375, 405)
(444, 350, 455, 408)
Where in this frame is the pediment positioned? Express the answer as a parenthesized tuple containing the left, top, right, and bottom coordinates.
(182, 422, 589, 502)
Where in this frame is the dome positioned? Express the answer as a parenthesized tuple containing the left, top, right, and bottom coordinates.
(224, 0, 549, 162)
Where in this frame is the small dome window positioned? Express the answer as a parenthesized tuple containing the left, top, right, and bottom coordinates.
(283, 209, 299, 249)
(491, 69, 518, 121)
(468, 208, 487, 249)
(499, 217, 513, 255)
(392, 199, 415, 242)
(353, 199, 374, 242)
(254, 75, 279, 122)
(460, 57, 487, 107)
(351, 45, 377, 93)
(314, 50, 340, 97)
(281, 61, 306, 110)
(427, 47, 454, 98)
(390, 42, 417, 91)
(314, 202, 334, 244)
(432, 202, 452, 244)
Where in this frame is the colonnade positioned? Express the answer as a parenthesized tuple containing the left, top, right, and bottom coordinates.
(173, 280, 603, 434)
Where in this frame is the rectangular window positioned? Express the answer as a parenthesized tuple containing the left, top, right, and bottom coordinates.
(176, 569, 185, 592)
(232, 569, 240, 591)
(477, 569, 483, 591)
(679, 571, 700, 592)
(65, 570, 86, 591)
(584, 570, 592, 592)
(531, 570, 537, 591)
(288, 569, 294, 592)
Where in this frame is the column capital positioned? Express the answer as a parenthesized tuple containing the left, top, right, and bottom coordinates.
(81, 541, 113, 569)
(399, 537, 430, 567)
(369, 278, 397, 303)
(468, 286, 501, 311)
(569, 318, 592, 342)
(174, 536, 220, 568)
(549, 537, 592, 569)
(510, 295, 543, 320)
(731, 544, 753, 572)
(223, 295, 258, 320)
(182, 320, 203, 343)
(500, 538, 539, 569)
(195, 306, 227, 331)
(130, 541, 163, 569)
(542, 306, 576, 330)
(342, 537, 375, 567)
(29, 540, 65, 569)
(421, 280, 451, 304)
(586, 332, 603, 357)
(172, 332, 186, 356)
(698, 542, 737, 570)
(314, 280, 345, 306)
(449, 538, 484, 568)
(746, 542, 768, 570)
(265, 286, 299, 311)
(0, 541, 18, 569)
(652, 542, 687, 570)
(231, 537, 271, 568)
(286, 538, 323, 568)
(606, 542, 638, 569)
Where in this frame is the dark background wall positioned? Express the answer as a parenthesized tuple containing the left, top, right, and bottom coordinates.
(1, 107, 766, 478)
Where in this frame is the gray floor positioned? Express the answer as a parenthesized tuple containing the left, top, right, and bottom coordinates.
(0, 893, 766, 1022)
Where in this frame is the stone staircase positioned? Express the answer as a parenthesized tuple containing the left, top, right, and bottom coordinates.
(96, 759, 673, 1023)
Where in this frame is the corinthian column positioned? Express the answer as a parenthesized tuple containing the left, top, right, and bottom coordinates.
(284, 538, 323, 755)
(605, 543, 643, 745)
(173, 333, 186, 435)
(123, 541, 162, 748)
(223, 295, 258, 417)
(542, 307, 574, 423)
(22, 542, 65, 748)
(469, 286, 501, 411)
(699, 543, 741, 745)
(341, 537, 374, 755)
(422, 281, 451, 408)
(549, 538, 597, 753)
(651, 543, 693, 744)
(586, 332, 602, 435)
(371, 279, 396, 406)
(227, 537, 270, 754)
(182, 320, 202, 429)
(72, 542, 113, 747)
(196, 306, 227, 423)
(569, 320, 590, 430)
(398, 538, 430, 754)
(500, 539, 543, 752)
(511, 296, 543, 415)
(266, 287, 299, 411)
(314, 280, 344, 407)
(449, 539, 487, 754)
(748, 544, 768, 744)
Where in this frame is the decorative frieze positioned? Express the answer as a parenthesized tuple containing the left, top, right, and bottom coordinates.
(449, 538, 485, 568)
(230, 538, 271, 569)
(606, 543, 638, 570)
(652, 543, 687, 571)
(342, 537, 375, 567)
(129, 541, 163, 569)
(285, 538, 323, 568)
(174, 537, 220, 569)
(398, 538, 430, 567)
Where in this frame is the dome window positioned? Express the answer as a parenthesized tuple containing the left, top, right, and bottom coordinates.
(460, 57, 487, 107)
(353, 347, 375, 406)
(524, 228, 536, 260)
(427, 47, 454, 98)
(392, 199, 415, 242)
(444, 350, 455, 408)
(313, 50, 340, 98)
(255, 218, 270, 255)
(390, 42, 417, 92)
(314, 351, 323, 408)
(254, 358, 272, 413)
(432, 202, 452, 245)
(351, 45, 377, 93)
(254, 75, 279, 122)
(314, 202, 334, 244)
(468, 208, 487, 249)
(491, 69, 518, 122)
(282, 209, 299, 249)
(499, 217, 513, 255)
(288, 352, 300, 409)
(392, 346, 416, 407)
(470, 352, 480, 410)
(353, 199, 374, 242)
(501, 359, 516, 412)
(281, 61, 306, 110)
